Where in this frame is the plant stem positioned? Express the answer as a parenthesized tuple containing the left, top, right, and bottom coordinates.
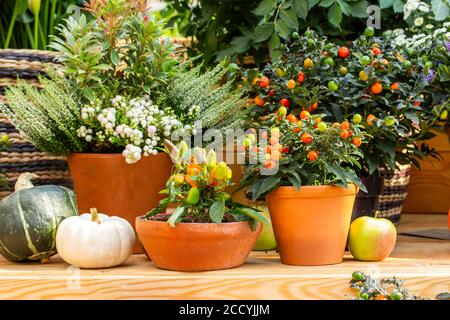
(4, 2, 19, 49)
(49, 0, 58, 37)
(43, 0, 50, 40)
(33, 14, 39, 49)
(90, 208, 101, 224)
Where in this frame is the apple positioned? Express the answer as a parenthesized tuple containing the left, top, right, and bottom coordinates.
(253, 205, 277, 251)
(348, 215, 397, 261)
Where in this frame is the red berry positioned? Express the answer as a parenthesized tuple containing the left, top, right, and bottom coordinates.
(297, 72, 305, 83)
(259, 76, 270, 88)
(371, 47, 382, 55)
(338, 46, 350, 59)
(280, 98, 290, 108)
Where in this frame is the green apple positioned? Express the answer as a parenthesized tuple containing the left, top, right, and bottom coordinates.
(253, 205, 277, 251)
(348, 215, 397, 261)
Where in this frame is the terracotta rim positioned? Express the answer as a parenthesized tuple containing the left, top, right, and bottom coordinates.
(68, 153, 171, 160)
(268, 184, 357, 199)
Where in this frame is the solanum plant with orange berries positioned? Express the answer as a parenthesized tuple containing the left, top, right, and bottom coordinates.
(145, 140, 268, 227)
(242, 29, 441, 175)
(239, 111, 369, 201)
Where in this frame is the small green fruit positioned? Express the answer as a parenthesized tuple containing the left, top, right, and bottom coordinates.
(360, 55, 371, 65)
(352, 271, 364, 281)
(292, 31, 299, 39)
(383, 116, 396, 127)
(440, 110, 448, 120)
(324, 57, 334, 67)
(328, 80, 339, 91)
(402, 60, 412, 69)
(364, 27, 375, 37)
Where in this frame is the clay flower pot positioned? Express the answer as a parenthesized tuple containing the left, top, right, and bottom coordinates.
(67, 153, 172, 253)
(266, 185, 357, 266)
(136, 217, 262, 271)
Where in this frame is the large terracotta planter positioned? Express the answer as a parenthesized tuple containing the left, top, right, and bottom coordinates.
(266, 185, 357, 266)
(136, 217, 262, 271)
(67, 153, 172, 253)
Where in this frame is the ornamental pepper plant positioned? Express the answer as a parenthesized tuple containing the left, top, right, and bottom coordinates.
(242, 29, 442, 175)
(239, 111, 369, 201)
(145, 140, 268, 227)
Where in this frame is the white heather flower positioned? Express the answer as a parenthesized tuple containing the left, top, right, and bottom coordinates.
(147, 125, 157, 136)
(393, 28, 405, 36)
(85, 135, 92, 142)
(414, 17, 424, 26)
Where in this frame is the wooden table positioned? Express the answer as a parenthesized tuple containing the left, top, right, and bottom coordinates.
(0, 214, 448, 300)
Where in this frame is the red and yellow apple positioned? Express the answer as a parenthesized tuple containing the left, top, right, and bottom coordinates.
(348, 216, 397, 261)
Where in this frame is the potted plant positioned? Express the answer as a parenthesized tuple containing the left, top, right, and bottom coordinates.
(136, 141, 267, 271)
(239, 110, 367, 266)
(241, 28, 443, 222)
(0, 0, 247, 253)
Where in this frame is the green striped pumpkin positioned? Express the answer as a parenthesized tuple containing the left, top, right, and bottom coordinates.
(0, 173, 78, 262)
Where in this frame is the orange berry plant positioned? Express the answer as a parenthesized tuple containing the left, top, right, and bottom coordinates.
(145, 141, 268, 226)
(239, 113, 368, 201)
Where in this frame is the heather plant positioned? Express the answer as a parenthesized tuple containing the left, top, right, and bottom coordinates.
(166, 62, 246, 131)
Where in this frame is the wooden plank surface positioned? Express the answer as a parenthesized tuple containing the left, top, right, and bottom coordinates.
(0, 214, 448, 300)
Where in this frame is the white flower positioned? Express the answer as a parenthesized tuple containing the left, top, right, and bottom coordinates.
(85, 135, 92, 142)
(393, 28, 405, 36)
(414, 17, 424, 26)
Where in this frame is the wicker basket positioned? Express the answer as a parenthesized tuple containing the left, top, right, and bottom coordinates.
(378, 164, 411, 223)
(0, 49, 72, 199)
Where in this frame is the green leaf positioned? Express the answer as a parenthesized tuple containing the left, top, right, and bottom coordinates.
(432, 0, 450, 21)
(338, 0, 351, 15)
(280, 8, 299, 30)
(287, 173, 302, 191)
(168, 206, 185, 227)
(268, 32, 282, 61)
(293, 0, 309, 19)
(254, 23, 274, 42)
(254, 0, 277, 16)
(379, 0, 394, 9)
(328, 3, 342, 29)
(253, 175, 282, 200)
(308, 0, 321, 7)
(319, 0, 335, 8)
(111, 50, 120, 67)
(349, 0, 369, 18)
(235, 207, 270, 224)
(209, 201, 225, 223)
(275, 19, 290, 39)
(393, 0, 404, 13)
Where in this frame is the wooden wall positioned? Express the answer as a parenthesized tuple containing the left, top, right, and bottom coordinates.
(403, 132, 450, 214)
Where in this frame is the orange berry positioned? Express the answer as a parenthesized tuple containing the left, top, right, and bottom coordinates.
(311, 101, 318, 110)
(340, 130, 350, 139)
(255, 96, 265, 106)
(307, 150, 319, 161)
(340, 121, 350, 131)
(332, 122, 341, 128)
(300, 110, 310, 120)
(265, 145, 272, 154)
(252, 77, 260, 85)
(287, 114, 298, 123)
(301, 133, 313, 144)
(371, 82, 383, 95)
(287, 79, 296, 89)
(352, 137, 362, 147)
(293, 127, 301, 133)
(391, 82, 399, 90)
(367, 114, 377, 126)
(259, 76, 270, 88)
(314, 118, 322, 124)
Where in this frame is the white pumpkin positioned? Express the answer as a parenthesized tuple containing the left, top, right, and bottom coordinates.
(56, 208, 135, 269)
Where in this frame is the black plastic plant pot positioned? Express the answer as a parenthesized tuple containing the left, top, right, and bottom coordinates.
(351, 174, 384, 222)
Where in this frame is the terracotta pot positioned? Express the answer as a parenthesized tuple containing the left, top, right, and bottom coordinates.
(136, 217, 262, 271)
(267, 185, 357, 266)
(67, 153, 172, 253)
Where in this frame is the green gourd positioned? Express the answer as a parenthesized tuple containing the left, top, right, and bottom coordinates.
(0, 173, 78, 262)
